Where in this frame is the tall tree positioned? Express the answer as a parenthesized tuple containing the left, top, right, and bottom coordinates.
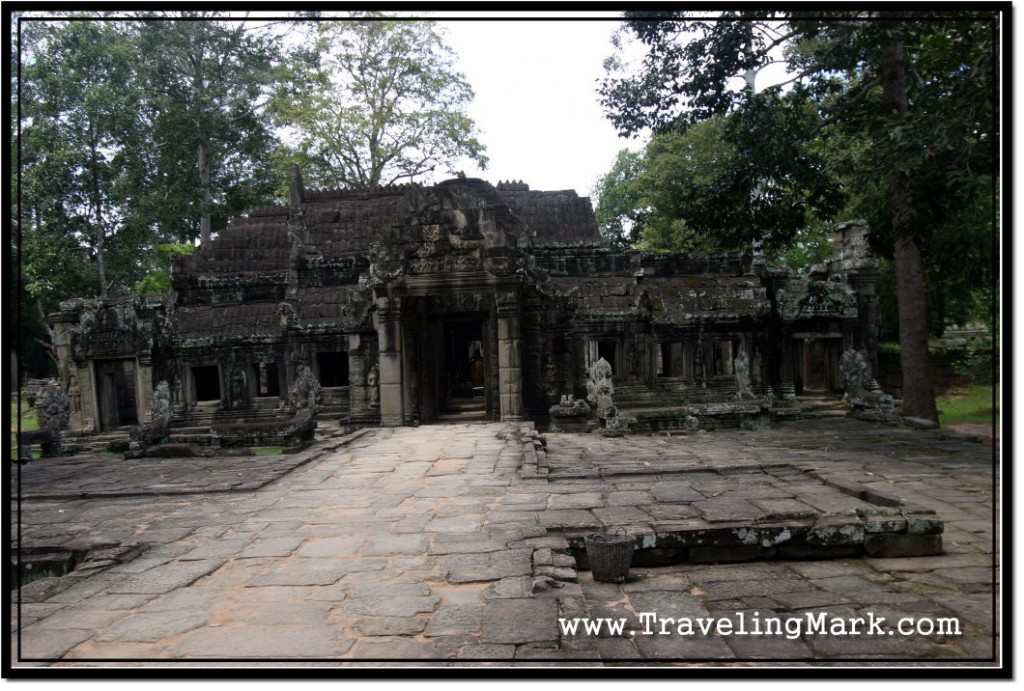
(271, 17, 488, 189)
(16, 14, 297, 378)
(133, 14, 284, 244)
(20, 19, 142, 299)
(599, 11, 998, 422)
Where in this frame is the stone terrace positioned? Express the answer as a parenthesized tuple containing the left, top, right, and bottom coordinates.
(10, 418, 998, 667)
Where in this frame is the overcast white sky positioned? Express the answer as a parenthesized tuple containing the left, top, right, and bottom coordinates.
(439, 18, 642, 201)
(436, 16, 790, 202)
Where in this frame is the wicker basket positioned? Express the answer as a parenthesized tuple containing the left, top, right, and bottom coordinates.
(585, 529, 635, 583)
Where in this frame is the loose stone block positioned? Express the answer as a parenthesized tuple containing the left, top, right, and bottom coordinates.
(904, 511, 945, 535)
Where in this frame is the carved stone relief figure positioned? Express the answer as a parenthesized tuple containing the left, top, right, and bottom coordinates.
(586, 357, 615, 415)
(366, 364, 380, 407)
(734, 349, 756, 400)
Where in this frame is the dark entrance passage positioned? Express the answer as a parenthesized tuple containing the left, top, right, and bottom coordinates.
(192, 365, 222, 402)
(442, 319, 486, 417)
(94, 359, 139, 431)
(794, 337, 842, 394)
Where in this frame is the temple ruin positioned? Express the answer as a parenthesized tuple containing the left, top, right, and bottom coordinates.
(46, 170, 880, 443)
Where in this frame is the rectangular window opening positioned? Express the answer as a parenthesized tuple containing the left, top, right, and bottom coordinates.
(192, 365, 221, 401)
(252, 362, 281, 397)
(316, 352, 349, 388)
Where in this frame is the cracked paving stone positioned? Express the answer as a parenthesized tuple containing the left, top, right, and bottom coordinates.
(16, 628, 96, 660)
(294, 536, 364, 558)
(95, 609, 210, 642)
(171, 625, 353, 658)
(423, 604, 483, 637)
(347, 638, 448, 660)
(107, 559, 227, 594)
(481, 598, 558, 645)
(633, 633, 736, 659)
(338, 596, 440, 618)
(246, 560, 347, 587)
(352, 616, 428, 636)
(361, 534, 428, 556)
(178, 537, 253, 561)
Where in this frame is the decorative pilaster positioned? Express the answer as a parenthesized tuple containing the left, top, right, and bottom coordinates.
(375, 296, 404, 426)
(496, 293, 523, 421)
(346, 332, 369, 423)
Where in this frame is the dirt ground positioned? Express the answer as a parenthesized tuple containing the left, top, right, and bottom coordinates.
(946, 422, 997, 444)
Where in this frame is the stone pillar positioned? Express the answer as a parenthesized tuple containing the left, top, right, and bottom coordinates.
(375, 296, 404, 426)
(135, 361, 153, 423)
(402, 313, 419, 425)
(347, 332, 368, 422)
(77, 364, 98, 433)
(496, 294, 524, 421)
(779, 324, 797, 400)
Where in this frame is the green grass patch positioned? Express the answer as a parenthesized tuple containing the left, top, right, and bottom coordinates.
(253, 447, 285, 456)
(937, 384, 997, 425)
(10, 395, 40, 458)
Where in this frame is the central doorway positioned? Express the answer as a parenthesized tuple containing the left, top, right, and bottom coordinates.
(441, 319, 486, 418)
(94, 359, 140, 431)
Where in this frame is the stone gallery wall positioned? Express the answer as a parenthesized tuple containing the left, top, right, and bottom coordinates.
(48, 171, 879, 434)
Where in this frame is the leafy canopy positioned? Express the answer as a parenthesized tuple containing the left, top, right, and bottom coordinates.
(271, 18, 488, 189)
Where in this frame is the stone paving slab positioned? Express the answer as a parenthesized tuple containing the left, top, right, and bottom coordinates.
(10, 430, 370, 499)
(9, 417, 1000, 670)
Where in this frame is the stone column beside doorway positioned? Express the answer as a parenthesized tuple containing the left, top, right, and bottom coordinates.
(496, 295, 524, 422)
(375, 297, 404, 426)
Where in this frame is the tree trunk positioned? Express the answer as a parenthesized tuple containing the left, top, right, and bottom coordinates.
(94, 215, 108, 299)
(90, 137, 109, 299)
(881, 41, 938, 422)
(893, 236, 938, 420)
(197, 138, 212, 245)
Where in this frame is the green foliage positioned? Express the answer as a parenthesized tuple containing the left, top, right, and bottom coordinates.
(20, 19, 143, 299)
(819, 18, 997, 337)
(771, 221, 834, 270)
(269, 18, 488, 189)
(592, 114, 838, 265)
(131, 15, 285, 242)
(592, 149, 644, 250)
(15, 15, 298, 377)
(599, 12, 999, 420)
(135, 243, 196, 295)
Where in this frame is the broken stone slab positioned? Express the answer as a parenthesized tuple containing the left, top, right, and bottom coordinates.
(857, 506, 909, 534)
(904, 510, 945, 535)
(533, 565, 577, 582)
(805, 516, 866, 547)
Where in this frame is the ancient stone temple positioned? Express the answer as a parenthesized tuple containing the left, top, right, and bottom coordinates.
(47, 169, 879, 436)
